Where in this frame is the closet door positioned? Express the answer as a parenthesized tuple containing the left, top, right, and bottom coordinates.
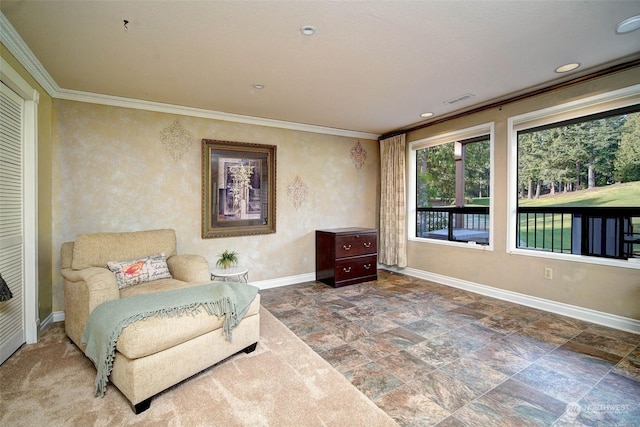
(0, 81, 25, 365)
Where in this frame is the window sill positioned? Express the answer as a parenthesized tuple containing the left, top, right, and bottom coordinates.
(508, 247, 640, 270)
(409, 236, 493, 251)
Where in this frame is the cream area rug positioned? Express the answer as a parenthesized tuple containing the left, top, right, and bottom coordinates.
(0, 307, 397, 426)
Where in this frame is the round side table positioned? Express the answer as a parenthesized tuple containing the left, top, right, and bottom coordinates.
(210, 266, 249, 284)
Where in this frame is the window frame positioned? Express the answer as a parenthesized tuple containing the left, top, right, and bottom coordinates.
(507, 83, 640, 269)
(409, 122, 495, 250)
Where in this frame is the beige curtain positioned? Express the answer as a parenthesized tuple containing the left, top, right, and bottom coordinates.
(379, 134, 407, 267)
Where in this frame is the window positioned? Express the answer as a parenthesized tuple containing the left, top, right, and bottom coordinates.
(509, 84, 640, 265)
(410, 123, 493, 247)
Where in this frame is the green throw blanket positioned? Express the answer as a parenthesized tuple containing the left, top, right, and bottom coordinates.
(81, 282, 259, 397)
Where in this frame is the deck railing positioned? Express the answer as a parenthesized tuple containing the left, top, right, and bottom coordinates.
(517, 206, 640, 260)
(416, 207, 490, 245)
(416, 206, 640, 259)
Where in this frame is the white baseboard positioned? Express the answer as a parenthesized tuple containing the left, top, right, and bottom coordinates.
(386, 266, 640, 335)
(251, 273, 316, 290)
(39, 313, 55, 333)
(52, 311, 65, 323)
(50, 268, 639, 334)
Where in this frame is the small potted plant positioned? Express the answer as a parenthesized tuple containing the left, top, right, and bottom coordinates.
(216, 250, 238, 269)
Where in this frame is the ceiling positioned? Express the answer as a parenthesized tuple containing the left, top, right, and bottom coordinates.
(2, 1, 640, 136)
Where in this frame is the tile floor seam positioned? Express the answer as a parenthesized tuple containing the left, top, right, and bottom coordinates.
(445, 374, 515, 427)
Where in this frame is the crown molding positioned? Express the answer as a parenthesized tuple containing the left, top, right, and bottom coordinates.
(382, 56, 640, 140)
(0, 12, 59, 97)
(1, 12, 379, 140)
(56, 88, 380, 139)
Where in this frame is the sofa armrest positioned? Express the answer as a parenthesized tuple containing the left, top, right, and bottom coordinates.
(167, 254, 210, 283)
(61, 266, 120, 349)
(61, 266, 119, 292)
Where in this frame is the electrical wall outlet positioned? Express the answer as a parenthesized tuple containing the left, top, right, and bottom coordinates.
(544, 267, 553, 280)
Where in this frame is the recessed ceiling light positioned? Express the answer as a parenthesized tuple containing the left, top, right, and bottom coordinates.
(253, 83, 265, 90)
(616, 15, 640, 34)
(300, 25, 317, 36)
(555, 63, 581, 73)
(420, 112, 434, 118)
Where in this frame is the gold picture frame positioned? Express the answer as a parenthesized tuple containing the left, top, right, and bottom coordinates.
(202, 139, 276, 238)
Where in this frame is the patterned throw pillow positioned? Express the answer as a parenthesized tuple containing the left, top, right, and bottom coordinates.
(107, 253, 172, 289)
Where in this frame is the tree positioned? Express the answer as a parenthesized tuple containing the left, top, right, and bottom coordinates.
(542, 127, 574, 194)
(518, 111, 632, 198)
(578, 116, 623, 188)
(465, 140, 490, 199)
(416, 143, 455, 206)
(614, 112, 640, 182)
(518, 132, 545, 198)
(416, 149, 429, 206)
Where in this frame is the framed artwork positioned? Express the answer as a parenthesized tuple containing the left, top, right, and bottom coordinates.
(202, 139, 277, 238)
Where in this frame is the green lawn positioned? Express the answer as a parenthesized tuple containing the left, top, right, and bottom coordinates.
(468, 197, 490, 207)
(518, 181, 640, 207)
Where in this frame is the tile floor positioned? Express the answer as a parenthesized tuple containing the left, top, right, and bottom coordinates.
(259, 270, 640, 426)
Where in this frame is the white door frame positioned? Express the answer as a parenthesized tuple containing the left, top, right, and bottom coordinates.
(1, 56, 39, 344)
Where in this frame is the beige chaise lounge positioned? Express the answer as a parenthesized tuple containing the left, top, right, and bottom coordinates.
(61, 229, 260, 413)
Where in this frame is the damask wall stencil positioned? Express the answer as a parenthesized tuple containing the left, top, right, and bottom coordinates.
(160, 119, 194, 161)
(287, 175, 309, 209)
(350, 140, 367, 170)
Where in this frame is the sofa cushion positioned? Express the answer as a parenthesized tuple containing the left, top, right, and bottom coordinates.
(116, 292, 261, 359)
(71, 229, 177, 270)
(108, 253, 172, 289)
(119, 277, 198, 298)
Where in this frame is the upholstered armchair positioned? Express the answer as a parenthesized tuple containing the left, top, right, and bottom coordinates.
(60, 228, 261, 413)
(60, 229, 210, 349)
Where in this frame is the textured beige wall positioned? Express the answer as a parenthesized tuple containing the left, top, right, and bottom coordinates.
(52, 100, 379, 311)
(406, 66, 640, 320)
(1, 43, 54, 323)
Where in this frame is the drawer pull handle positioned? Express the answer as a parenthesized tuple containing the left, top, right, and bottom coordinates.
(363, 242, 371, 248)
(343, 244, 352, 250)
(343, 266, 352, 273)
(363, 264, 371, 269)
